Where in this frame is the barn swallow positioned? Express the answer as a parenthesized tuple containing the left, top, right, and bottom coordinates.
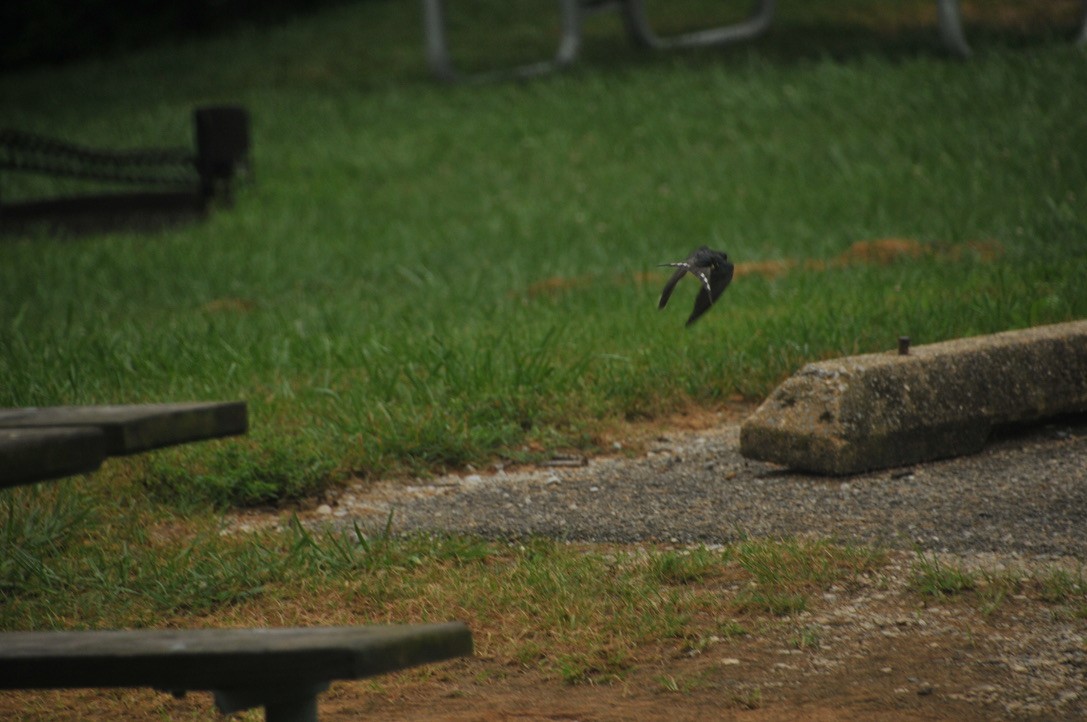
(658, 246, 734, 326)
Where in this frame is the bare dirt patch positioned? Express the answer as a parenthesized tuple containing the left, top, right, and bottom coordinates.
(309, 549, 1083, 722)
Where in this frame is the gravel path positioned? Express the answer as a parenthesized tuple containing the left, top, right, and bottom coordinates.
(330, 416, 1087, 560)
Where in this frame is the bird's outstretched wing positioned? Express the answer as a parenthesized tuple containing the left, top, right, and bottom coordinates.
(686, 260, 734, 326)
(658, 264, 693, 309)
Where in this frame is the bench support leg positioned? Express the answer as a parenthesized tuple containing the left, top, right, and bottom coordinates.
(265, 694, 319, 722)
(214, 681, 329, 722)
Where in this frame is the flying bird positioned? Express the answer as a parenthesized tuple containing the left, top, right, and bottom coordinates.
(657, 246, 734, 327)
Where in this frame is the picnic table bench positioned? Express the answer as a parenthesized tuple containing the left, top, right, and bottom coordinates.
(423, 0, 1087, 81)
(0, 625, 473, 722)
(0, 401, 474, 721)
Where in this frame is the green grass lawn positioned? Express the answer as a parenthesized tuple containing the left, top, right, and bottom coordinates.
(1, 0, 1086, 699)
(3, 0, 1085, 504)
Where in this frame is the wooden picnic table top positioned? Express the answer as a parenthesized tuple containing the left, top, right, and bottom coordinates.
(0, 401, 247, 489)
(0, 624, 473, 692)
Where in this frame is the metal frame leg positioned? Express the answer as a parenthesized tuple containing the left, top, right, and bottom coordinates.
(935, 0, 1087, 54)
(423, 0, 583, 82)
(935, 0, 972, 57)
(619, 0, 775, 50)
(1078, 0, 1087, 46)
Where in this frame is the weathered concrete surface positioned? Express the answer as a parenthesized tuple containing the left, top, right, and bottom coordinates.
(739, 320, 1087, 475)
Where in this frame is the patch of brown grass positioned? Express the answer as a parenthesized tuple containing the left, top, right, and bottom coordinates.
(519, 238, 1004, 298)
(200, 297, 257, 314)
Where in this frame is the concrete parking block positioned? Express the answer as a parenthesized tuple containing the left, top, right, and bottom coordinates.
(739, 320, 1087, 474)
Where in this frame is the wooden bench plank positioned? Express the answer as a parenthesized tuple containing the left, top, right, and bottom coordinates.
(0, 401, 247, 455)
(0, 427, 106, 489)
(0, 624, 472, 691)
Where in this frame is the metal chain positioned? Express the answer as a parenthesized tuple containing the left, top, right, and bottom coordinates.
(0, 129, 198, 188)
